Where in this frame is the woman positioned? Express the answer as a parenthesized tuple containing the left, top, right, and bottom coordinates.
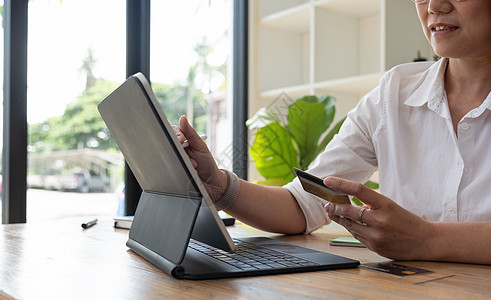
(174, 0, 491, 264)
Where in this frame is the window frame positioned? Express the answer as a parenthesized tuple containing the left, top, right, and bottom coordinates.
(1, 0, 248, 222)
(2, 0, 28, 224)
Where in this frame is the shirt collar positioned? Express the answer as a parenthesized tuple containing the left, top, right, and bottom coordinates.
(404, 58, 451, 118)
(483, 92, 491, 111)
(468, 91, 491, 118)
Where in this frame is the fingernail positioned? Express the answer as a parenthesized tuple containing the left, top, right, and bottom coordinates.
(323, 177, 333, 186)
(324, 202, 334, 213)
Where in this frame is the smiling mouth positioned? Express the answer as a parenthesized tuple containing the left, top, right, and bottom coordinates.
(432, 25, 459, 32)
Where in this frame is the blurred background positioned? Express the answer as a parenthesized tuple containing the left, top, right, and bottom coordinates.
(0, 0, 233, 222)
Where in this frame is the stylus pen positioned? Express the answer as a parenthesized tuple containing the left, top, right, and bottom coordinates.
(81, 218, 98, 229)
(182, 134, 207, 148)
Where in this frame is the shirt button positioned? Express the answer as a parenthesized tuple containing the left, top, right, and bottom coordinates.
(463, 168, 468, 175)
(447, 205, 454, 212)
(460, 123, 469, 130)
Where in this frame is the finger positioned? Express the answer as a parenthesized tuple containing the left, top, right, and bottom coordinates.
(325, 202, 373, 226)
(349, 232, 370, 248)
(324, 176, 386, 210)
(189, 157, 198, 169)
(171, 125, 186, 144)
(329, 214, 378, 253)
(179, 115, 207, 150)
(328, 213, 370, 241)
(325, 202, 358, 222)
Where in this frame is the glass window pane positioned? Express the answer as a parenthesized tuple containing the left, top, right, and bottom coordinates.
(150, 0, 233, 170)
(27, 0, 125, 222)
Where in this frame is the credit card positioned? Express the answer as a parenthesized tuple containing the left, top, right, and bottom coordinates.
(360, 262, 434, 276)
(294, 168, 351, 204)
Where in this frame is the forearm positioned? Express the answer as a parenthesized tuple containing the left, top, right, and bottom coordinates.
(225, 180, 306, 235)
(426, 222, 491, 264)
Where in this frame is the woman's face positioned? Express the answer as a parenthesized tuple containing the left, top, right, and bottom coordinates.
(416, 0, 491, 59)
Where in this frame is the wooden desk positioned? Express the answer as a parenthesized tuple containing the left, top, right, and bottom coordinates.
(1, 220, 490, 299)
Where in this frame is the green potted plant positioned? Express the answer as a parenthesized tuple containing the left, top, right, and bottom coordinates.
(246, 95, 377, 205)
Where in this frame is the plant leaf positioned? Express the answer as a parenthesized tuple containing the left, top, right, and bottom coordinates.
(246, 107, 281, 130)
(287, 96, 336, 169)
(364, 180, 379, 189)
(318, 95, 336, 128)
(251, 178, 290, 186)
(249, 123, 299, 182)
(310, 117, 346, 161)
(351, 197, 364, 206)
(351, 180, 379, 206)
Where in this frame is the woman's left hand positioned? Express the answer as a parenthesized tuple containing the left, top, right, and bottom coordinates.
(323, 176, 435, 260)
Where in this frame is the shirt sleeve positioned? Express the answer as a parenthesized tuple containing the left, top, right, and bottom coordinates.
(284, 86, 383, 234)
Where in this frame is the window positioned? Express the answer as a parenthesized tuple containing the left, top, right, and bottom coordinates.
(24, 0, 232, 222)
(150, 0, 233, 168)
(2, 0, 241, 223)
(26, 0, 126, 222)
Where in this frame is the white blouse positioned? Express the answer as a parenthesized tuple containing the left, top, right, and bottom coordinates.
(284, 58, 491, 233)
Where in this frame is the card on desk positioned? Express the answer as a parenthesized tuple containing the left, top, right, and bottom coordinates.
(329, 236, 366, 248)
(361, 262, 434, 276)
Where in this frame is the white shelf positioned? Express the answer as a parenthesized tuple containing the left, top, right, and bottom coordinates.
(260, 3, 311, 33)
(313, 72, 383, 94)
(249, 0, 432, 181)
(314, 0, 380, 18)
(259, 83, 312, 99)
(259, 72, 382, 99)
(251, 0, 430, 97)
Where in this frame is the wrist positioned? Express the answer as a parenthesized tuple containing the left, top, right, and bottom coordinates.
(206, 169, 228, 191)
(213, 169, 240, 211)
(420, 221, 442, 261)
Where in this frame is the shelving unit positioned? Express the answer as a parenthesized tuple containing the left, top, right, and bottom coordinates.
(249, 0, 433, 119)
(248, 0, 433, 180)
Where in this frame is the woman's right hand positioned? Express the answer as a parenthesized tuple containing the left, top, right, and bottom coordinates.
(172, 115, 228, 201)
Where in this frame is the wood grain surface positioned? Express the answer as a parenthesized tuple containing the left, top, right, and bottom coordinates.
(1, 219, 489, 299)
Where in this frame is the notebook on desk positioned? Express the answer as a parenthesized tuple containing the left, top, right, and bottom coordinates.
(97, 73, 359, 279)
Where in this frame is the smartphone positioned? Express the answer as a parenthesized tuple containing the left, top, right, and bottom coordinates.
(294, 168, 351, 204)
